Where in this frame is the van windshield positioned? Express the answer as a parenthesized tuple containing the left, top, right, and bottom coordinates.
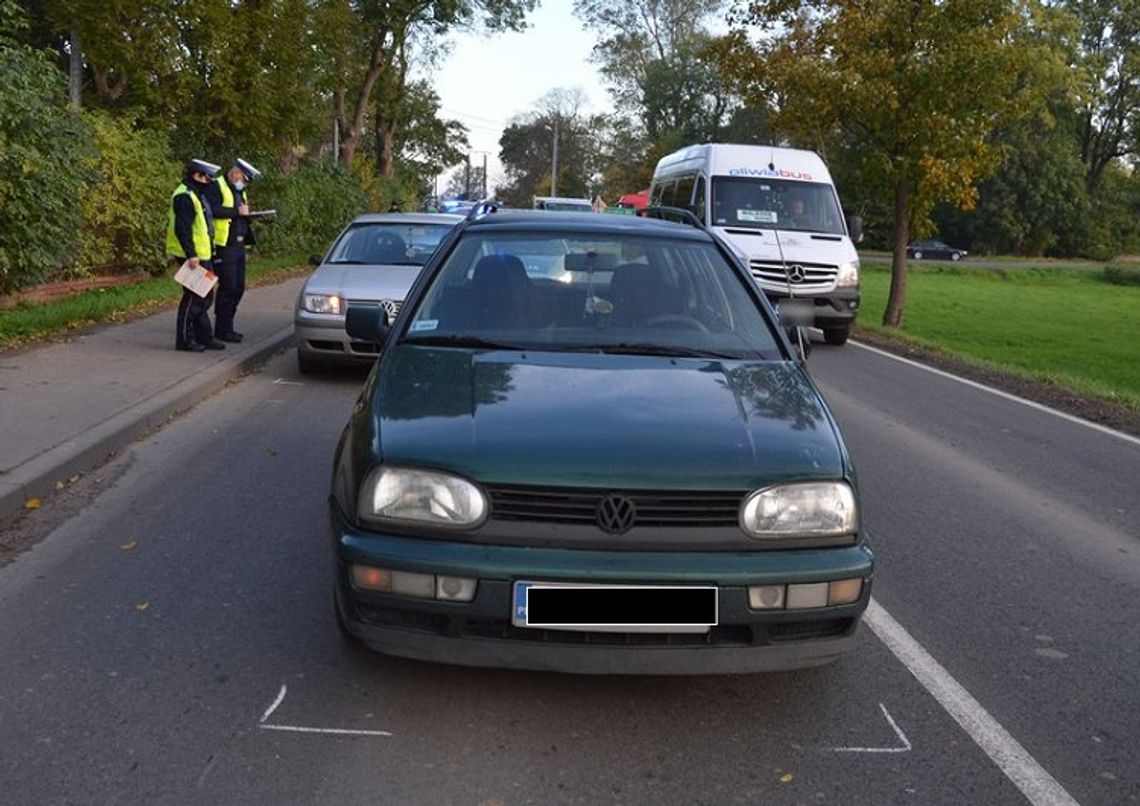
(710, 178, 845, 235)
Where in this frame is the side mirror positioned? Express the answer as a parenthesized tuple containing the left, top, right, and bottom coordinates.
(848, 216, 864, 244)
(308, 254, 323, 267)
(345, 305, 390, 344)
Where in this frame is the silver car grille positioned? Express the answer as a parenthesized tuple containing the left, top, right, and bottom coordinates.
(346, 298, 402, 318)
(750, 261, 837, 292)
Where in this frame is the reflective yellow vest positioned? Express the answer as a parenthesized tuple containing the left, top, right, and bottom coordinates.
(165, 184, 212, 260)
(213, 177, 234, 246)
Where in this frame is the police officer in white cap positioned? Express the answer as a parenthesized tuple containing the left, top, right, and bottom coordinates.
(205, 158, 262, 342)
(167, 159, 226, 352)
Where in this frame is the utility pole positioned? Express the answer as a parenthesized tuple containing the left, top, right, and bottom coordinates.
(482, 153, 488, 198)
(551, 117, 559, 197)
(464, 153, 472, 199)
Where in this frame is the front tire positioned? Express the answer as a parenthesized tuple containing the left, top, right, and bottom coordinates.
(823, 326, 850, 346)
(951, 252, 961, 261)
(913, 250, 923, 260)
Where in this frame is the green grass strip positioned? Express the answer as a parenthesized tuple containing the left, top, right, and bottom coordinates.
(0, 254, 307, 351)
(855, 263, 1140, 411)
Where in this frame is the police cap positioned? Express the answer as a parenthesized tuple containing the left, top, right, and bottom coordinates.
(187, 158, 222, 178)
(234, 158, 262, 182)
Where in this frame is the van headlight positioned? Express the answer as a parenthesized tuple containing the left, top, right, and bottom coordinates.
(303, 293, 342, 314)
(836, 261, 859, 288)
(740, 482, 857, 538)
(358, 466, 488, 529)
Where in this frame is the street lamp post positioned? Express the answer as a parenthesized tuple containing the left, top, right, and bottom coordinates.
(550, 117, 559, 197)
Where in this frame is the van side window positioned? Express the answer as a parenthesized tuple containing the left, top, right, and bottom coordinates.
(674, 175, 696, 210)
(694, 177, 706, 222)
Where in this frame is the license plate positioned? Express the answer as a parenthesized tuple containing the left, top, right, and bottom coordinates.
(511, 581, 717, 633)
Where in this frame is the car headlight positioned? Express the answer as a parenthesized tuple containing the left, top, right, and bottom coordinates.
(740, 482, 857, 539)
(836, 260, 859, 288)
(302, 293, 342, 315)
(358, 466, 488, 529)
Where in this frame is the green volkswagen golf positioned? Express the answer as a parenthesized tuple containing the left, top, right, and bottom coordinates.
(329, 207, 873, 674)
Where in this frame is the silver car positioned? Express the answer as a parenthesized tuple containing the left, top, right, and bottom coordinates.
(294, 213, 463, 372)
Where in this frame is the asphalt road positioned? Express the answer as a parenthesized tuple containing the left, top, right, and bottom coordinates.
(0, 343, 1137, 805)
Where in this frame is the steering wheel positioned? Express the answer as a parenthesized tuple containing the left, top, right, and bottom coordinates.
(645, 314, 710, 333)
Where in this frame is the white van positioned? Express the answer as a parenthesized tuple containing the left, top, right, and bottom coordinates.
(650, 144, 862, 345)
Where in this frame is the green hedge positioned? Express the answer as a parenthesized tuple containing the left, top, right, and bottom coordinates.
(253, 162, 368, 257)
(1103, 264, 1140, 287)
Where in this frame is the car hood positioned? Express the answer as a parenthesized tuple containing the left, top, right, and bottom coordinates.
(371, 346, 846, 490)
(303, 263, 422, 302)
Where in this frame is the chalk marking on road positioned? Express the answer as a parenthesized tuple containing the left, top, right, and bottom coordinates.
(260, 683, 287, 723)
(258, 683, 394, 738)
(830, 703, 911, 753)
(865, 598, 1079, 806)
(259, 724, 394, 737)
(195, 754, 219, 789)
(851, 340, 1140, 448)
(272, 378, 304, 386)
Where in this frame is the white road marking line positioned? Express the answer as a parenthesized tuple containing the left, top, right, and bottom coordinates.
(830, 703, 912, 753)
(259, 724, 394, 737)
(850, 340, 1140, 448)
(865, 599, 1079, 806)
(272, 378, 304, 386)
(260, 684, 287, 723)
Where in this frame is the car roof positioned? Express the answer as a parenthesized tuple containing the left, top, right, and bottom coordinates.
(349, 212, 464, 225)
(462, 210, 713, 242)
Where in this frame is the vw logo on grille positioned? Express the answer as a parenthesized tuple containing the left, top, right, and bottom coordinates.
(596, 494, 637, 534)
(787, 264, 806, 284)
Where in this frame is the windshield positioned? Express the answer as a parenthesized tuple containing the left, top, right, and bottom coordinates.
(402, 232, 783, 360)
(327, 222, 453, 266)
(710, 177, 845, 235)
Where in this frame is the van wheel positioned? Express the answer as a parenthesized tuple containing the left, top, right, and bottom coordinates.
(823, 326, 850, 346)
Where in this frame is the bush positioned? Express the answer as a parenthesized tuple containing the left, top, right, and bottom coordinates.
(0, 45, 94, 293)
(253, 162, 368, 256)
(1103, 264, 1140, 287)
(71, 112, 181, 277)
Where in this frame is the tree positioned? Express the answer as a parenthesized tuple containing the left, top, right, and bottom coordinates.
(720, 0, 1056, 327)
(1066, 0, 1140, 192)
(0, 1, 93, 292)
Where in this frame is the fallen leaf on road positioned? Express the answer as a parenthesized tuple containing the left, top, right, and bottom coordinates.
(779, 773, 794, 784)
(24, 498, 41, 510)
(120, 540, 138, 551)
(135, 602, 150, 612)
(68, 474, 81, 484)
(56, 481, 65, 490)
(266, 448, 278, 457)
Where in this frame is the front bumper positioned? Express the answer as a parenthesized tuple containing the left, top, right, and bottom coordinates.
(331, 504, 874, 675)
(295, 314, 379, 363)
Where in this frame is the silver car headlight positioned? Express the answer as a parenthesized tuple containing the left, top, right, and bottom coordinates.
(358, 466, 488, 529)
(302, 293, 342, 315)
(836, 260, 860, 288)
(740, 482, 857, 539)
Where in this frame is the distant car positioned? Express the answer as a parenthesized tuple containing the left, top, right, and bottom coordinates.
(533, 196, 594, 212)
(330, 209, 873, 674)
(906, 239, 967, 261)
(294, 213, 462, 373)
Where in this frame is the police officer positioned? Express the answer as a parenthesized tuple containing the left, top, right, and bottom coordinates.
(167, 159, 226, 352)
(205, 158, 262, 342)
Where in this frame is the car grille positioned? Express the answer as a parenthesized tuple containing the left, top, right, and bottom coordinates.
(346, 298, 402, 318)
(750, 260, 837, 292)
(485, 484, 743, 528)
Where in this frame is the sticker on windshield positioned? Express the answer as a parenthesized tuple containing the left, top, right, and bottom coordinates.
(410, 319, 438, 332)
(738, 209, 777, 223)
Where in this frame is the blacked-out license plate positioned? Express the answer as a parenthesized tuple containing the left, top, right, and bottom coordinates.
(511, 581, 717, 633)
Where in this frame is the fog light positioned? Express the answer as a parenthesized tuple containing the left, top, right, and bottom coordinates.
(351, 565, 391, 592)
(828, 578, 863, 606)
(786, 582, 829, 609)
(748, 585, 786, 610)
(391, 570, 436, 598)
(436, 576, 477, 602)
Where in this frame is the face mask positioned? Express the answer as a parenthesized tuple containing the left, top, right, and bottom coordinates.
(234, 180, 246, 191)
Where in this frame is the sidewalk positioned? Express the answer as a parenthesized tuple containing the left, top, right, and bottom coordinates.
(0, 277, 306, 522)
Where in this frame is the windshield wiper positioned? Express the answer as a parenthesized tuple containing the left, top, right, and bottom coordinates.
(327, 259, 371, 264)
(594, 343, 747, 359)
(403, 334, 529, 350)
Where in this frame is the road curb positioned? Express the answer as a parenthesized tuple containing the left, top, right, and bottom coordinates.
(0, 326, 295, 525)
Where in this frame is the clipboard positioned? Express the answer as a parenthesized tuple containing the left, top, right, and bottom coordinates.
(173, 261, 219, 298)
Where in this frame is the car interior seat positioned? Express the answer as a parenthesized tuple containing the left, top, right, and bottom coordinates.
(607, 262, 679, 326)
(471, 253, 532, 328)
(361, 232, 408, 264)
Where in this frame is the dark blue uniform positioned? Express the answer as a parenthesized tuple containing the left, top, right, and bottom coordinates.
(204, 179, 254, 341)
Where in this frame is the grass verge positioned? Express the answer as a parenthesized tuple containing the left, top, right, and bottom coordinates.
(0, 254, 308, 352)
(854, 263, 1140, 412)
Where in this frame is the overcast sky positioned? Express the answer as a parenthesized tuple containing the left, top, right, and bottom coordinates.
(430, 2, 612, 195)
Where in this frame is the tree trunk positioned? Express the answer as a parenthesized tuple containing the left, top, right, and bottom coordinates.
(68, 30, 82, 108)
(883, 178, 910, 328)
(337, 43, 387, 167)
(375, 112, 396, 179)
(91, 66, 126, 102)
